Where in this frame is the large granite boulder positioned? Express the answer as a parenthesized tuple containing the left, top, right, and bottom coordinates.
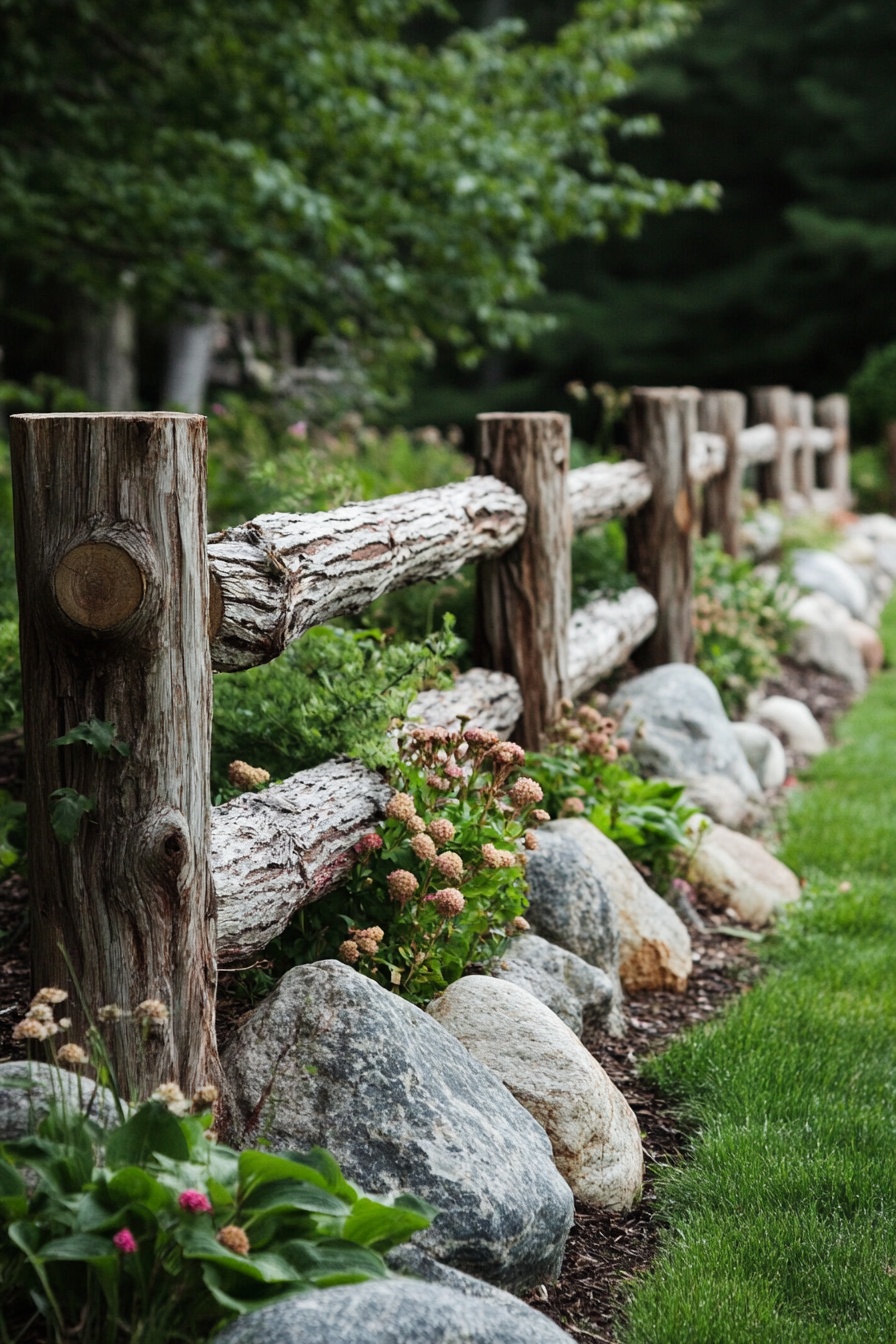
(608, 664, 761, 799)
(686, 823, 801, 927)
(754, 696, 826, 758)
(791, 549, 869, 620)
(731, 722, 787, 791)
(216, 1279, 575, 1344)
(490, 934, 616, 1037)
(791, 592, 867, 692)
(427, 977, 643, 1211)
(524, 828, 624, 1034)
(542, 820, 691, 993)
(0, 1061, 120, 1141)
(222, 961, 574, 1292)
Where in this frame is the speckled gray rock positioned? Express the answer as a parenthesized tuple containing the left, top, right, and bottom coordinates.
(608, 664, 761, 799)
(222, 961, 574, 1291)
(680, 774, 755, 829)
(754, 696, 827, 757)
(792, 548, 869, 620)
(0, 1061, 120, 1140)
(216, 1279, 575, 1343)
(731, 722, 787, 791)
(490, 933, 615, 1036)
(524, 829, 624, 1035)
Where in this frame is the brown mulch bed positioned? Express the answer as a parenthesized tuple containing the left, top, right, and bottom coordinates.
(527, 914, 759, 1343)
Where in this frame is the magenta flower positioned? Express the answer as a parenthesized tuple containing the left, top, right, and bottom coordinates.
(113, 1228, 138, 1254)
(211, 402, 229, 417)
(287, 420, 308, 439)
(178, 1189, 213, 1214)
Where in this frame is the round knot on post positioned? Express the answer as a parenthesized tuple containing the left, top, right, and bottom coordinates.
(54, 541, 146, 631)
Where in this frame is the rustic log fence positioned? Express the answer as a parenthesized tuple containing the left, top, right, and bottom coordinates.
(9, 382, 849, 1100)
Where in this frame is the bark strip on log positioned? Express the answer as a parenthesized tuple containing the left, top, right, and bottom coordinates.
(816, 394, 850, 509)
(10, 413, 221, 1098)
(700, 391, 746, 556)
(474, 413, 572, 749)
(406, 668, 523, 738)
(688, 430, 728, 485)
(626, 387, 699, 667)
(568, 588, 658, 700)
(208, 477, 526, 672)
(214, 759, 392, 963)
(751, 387, 794, 501)
(568, 460, 652, 532)
(737, 423, 778, 465)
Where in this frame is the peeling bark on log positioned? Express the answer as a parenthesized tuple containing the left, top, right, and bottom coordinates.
(407, 668, 522, 738)
(10, 413, 221, 1098)
(214, 758, 392, 963)
(700, 391, 746, 556)
(737, 423, 778, 465)
(626, 388, 699, 667)
(568, 460, 652, 531)
(817, 394, 850, 509)
(752, 387, 794, 501)
(474, 413, 572, 749)
(688, 430, 727, 485)
(568, 589, 659, 700)
(208, 477, 526, 672)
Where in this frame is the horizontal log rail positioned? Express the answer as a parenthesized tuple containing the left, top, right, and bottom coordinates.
(568, 459, 653, 531)
(568, 588, 658, 699)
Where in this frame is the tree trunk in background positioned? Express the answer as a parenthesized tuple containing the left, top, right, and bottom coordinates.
(10, 411, 222, 1102)
(65, 296, 138, 410)
(162, 309, 219, 411)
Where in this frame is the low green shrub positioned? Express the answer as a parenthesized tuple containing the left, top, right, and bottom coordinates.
(263, 725, 548, 1006)
(0, 618, 21, 734)
(211, 621, 459, 796)
(847, 341, 896, 443)
(526, 701, 697, 895)
(571, 519, 635, 608)
(1, 1012, 431, 1344)
(692, 537, 794, 717)
(850, 444, 890, 514)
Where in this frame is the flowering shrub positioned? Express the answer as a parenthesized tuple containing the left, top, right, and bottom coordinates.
(277, 726, 549, 1005)
(526, 700, 697, 896)
(692, 538, 794, 716)
(1, 993, 432, 1344)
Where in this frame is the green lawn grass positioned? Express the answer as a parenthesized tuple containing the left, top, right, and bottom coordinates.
(622, 604, 896, 1343)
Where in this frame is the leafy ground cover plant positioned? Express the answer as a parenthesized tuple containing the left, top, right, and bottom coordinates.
(2, 995, 432, 1344)
(527, 701, 697, 896)
(267, 726, 550, 1006)
(211, 621, 458, 796)
(692, 537, 795, 717)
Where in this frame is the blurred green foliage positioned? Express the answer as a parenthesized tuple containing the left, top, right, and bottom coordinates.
(847, 343, 896, 443)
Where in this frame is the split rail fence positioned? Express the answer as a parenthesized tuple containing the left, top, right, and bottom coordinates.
(9, 382, 848, 1097)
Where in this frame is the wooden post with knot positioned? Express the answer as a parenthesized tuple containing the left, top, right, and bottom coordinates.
(626, 387, 700, 667)
(10, 412, 222, 1102)
(699, 389, 746, 556)
(474, 412, 572, 750)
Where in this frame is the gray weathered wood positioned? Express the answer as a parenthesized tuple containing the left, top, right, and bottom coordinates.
(816, 394, 850, 510)
(688, 430, 727, 485)
(407, 668, 522, 738)
(700, 391, 746, 556)
(208, 476, 527, 672)
(568, 460, 652, 532)
(737, 423, 778, 465)
(568, 588, 658, 699)
(474, 413, 571, 748)
(10, 413, 221, 1099)
(625, 387, 699, 667)
(751, 386, 794, 501)
(792, 392, 816, 501)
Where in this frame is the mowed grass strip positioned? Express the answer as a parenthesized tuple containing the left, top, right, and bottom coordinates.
(622, 605, 896, 1343)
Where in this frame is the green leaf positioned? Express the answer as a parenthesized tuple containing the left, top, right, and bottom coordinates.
(241, 1177, 351, 1218)
(51, 719, 130, 759)
(238, 1149, 357, 1203)
(49, 788, 94, 844)
(340, 1195, 433, 1251)
(105, 1102, 190, 1168)
(177, 1226, 299, 1282)
(40, 1232, 117, 1263)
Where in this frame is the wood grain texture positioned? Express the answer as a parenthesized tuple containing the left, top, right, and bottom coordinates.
(208, 477, 526, 672)
(816, 394, 850, 509)
(568, 588, 658, 700)
(474, 413, 572, 749)
(568, 460, 652, 532)
(10, 413, 221, 1098)
(792, 392, 816, 501)
(407, 667, 522, 738)
(751, 386, 794, 501)
(700, 391, 746, 556)
(625, 388, 699, 668)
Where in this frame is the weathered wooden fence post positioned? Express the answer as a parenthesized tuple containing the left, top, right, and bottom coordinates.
(792, 392, 816, 503)
(699, 389, 745, 556)
(475, 412, 571, 749)
(816, 394, 851, 510)
(626, 387, 699, 667)
(751, 386, 794, 503)
(10, 412, 221, 1099)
